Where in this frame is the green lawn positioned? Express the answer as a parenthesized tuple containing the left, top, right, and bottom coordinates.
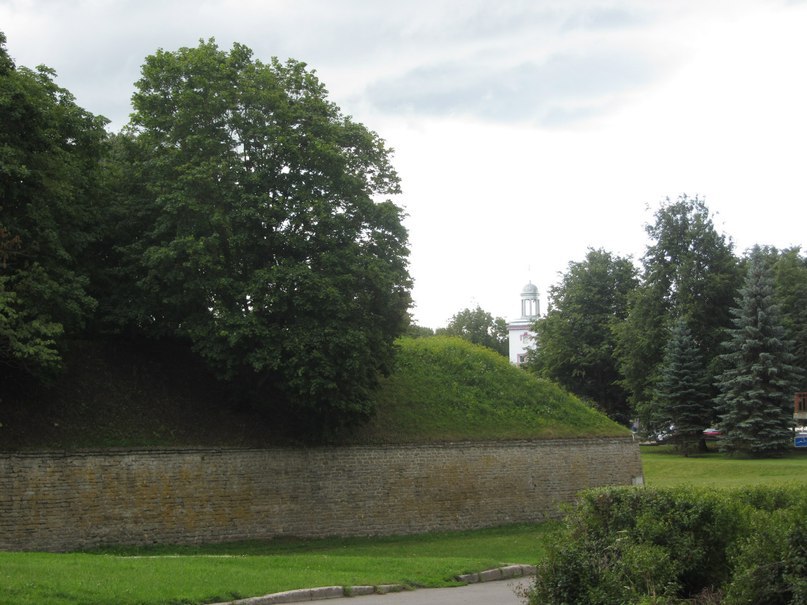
(0, 524, 556, 605)
(640, 444, 807, 488)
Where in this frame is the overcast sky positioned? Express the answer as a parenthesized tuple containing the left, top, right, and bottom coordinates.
(3, 0, 806, 328)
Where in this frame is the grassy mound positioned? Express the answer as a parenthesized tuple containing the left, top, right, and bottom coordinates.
(0, 336, 626, 450)
(347, 337, 627, 444)
(0, 338, 271, 450)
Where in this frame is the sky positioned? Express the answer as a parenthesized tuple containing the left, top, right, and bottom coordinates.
(2, 0, 806, 329)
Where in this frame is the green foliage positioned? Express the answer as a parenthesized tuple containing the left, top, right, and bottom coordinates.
(614, 282, 668, 421)
(770, 247, 807, 377)
(529, 248, 637, 424)
(641, 196, 741, 360)
(0, 33, 107, 379)
(436, 304, 508, 356)
(0, 336, 626, 448)
(725, 510, 807, 605)
(653, 319, 712, 454)
(529, 485, 807, 605)
(352, 336, 628, 443)
(716, 247, 803, 456)
(615, 195, 741, 431)
(103, 39, 411, 430)
(84, 132, 156, 335)
(405, 323, 435, 338)
(531, 487, 737, 604)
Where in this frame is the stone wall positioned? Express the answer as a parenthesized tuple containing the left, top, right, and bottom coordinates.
(0, 437, 642, 551)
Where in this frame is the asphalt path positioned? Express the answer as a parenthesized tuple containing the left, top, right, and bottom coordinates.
(306, 576, 532, 605)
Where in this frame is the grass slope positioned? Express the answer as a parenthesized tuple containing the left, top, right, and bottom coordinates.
(0, 336, 625, 450)
(347, 337, 627, 444)
(0, 338, 272, 450)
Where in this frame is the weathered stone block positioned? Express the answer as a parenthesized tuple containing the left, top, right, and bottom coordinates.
(0, 438, 643, 551)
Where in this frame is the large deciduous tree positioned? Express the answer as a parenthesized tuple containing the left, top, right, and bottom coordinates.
(528, 248, 637, 424)
(715, 247, 803, 455)
(111, 39, 411, 429)
(614, 195, 742, 430)
(437, 305, 508, 356)
(0, 33, 107, 380)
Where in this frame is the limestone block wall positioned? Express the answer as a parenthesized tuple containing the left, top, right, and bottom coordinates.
(0, 437, 642, 551)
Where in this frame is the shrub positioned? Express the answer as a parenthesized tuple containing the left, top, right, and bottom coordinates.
(529, 485, 805, 605)
(724, 504, 807, 605)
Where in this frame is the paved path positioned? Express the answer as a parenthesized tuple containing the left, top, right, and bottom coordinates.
(306, 577, 532, 605)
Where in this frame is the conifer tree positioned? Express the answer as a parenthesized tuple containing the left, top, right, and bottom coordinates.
(715, 247, 802, 455)
(654, 318, 711, 454)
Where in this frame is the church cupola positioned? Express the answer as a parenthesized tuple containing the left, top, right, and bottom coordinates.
(520, 281, 540, 319)
(508, 280, 540, 365)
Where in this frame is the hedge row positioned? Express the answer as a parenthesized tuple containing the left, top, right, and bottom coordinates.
(529, 485, 806, 605)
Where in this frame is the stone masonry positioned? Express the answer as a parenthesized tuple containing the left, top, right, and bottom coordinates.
(0, 437, 642, 551)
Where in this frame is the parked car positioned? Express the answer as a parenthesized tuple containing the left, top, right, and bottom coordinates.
(703, 427, 722, 440)
(654, 424, 676, 443)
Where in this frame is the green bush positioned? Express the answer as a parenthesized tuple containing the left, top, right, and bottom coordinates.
(725, 508, 807, 605)
(529, 485, 806, 605)
(725, 484, 806, 605)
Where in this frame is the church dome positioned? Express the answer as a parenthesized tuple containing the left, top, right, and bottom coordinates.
(521, 281, 539, 296)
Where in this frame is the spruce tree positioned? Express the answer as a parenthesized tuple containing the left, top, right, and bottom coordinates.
(654, 318, 711, 454)
(715, 247, 802, 455)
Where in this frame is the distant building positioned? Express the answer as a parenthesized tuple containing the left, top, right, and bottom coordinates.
(508, 281, 540, 365)
(796, 392, 807, 425)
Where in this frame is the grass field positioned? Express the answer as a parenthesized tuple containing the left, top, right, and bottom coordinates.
(0, 524, 556, 605)
(640, 444, 807, 488)
(3, 447, 807, 605)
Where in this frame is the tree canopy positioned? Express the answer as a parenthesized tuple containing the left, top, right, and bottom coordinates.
(0, 33, 108, 380)
(104, 39, 412, 429)
(436, 305, 508, 356)
(4, 28, 807, 450)
(770, 247, 807, 374)
(528, 248, 637, 423)
(1, 35, 412, 434)
(615, 195, 742, 430)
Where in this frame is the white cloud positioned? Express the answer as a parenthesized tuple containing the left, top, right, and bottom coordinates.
(2, 0, 806, 329)
(363, 47, 667, 126)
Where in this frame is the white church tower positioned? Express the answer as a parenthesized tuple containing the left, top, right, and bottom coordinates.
(508, 281, 540, 365)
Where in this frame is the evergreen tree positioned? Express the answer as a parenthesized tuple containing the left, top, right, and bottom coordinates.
(653, 318, 711, 454)
(715, 247, 803, 455)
